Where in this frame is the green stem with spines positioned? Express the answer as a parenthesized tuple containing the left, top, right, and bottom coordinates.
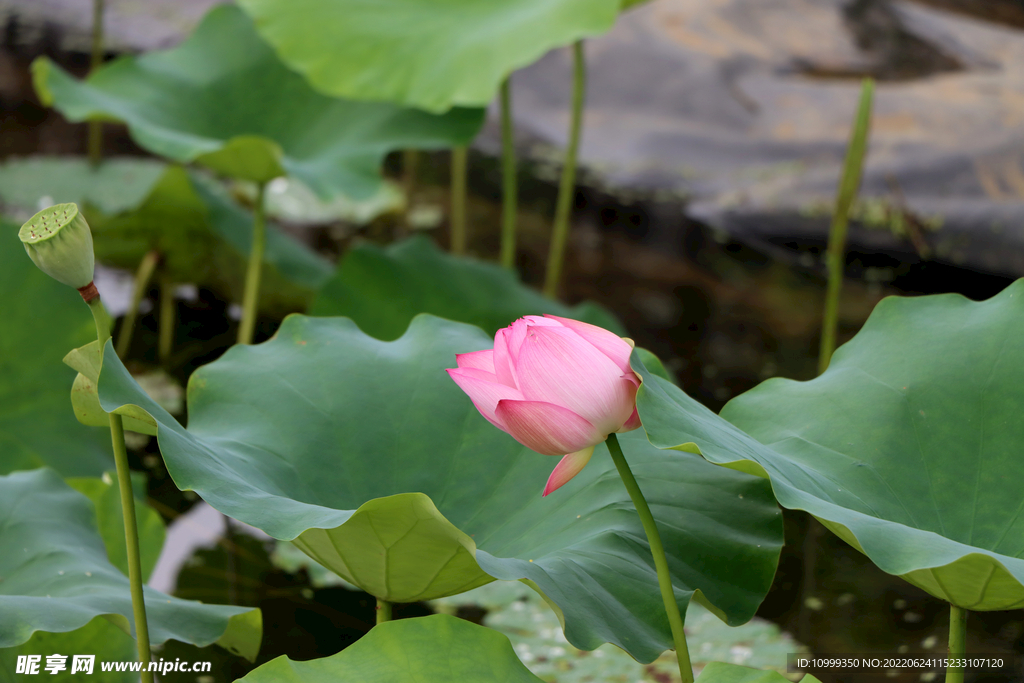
(88, 0, 104, 165)
(500, 78, 518, 269)
(450, 146, 468, 254)
(605, 433, 693, 683)
(945, 605, 967, 683)
(237, 182, 267, 346)
(544, 41, 586, 298)
(87, 296, 153, 683)
(819, 78, 874, 374)
(376, 598, 392, 624)
(114, 250, 159, 358)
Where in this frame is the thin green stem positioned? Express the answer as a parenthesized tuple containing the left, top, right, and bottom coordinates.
(115, 250, 159, 358)
(544, 41, 586, 298)
(945, 605, 967, 683)
(158, 271, 174, 365)
(376, 598, 392, 624)
(88, 0, 104, 165)
(500, 78, 518, 270)
(450, 146, 468, 254)
(237, 182, 267, 346)
(606, 433, 693, 683)
(819, 78, 874, 374)
(403, 149, 419, 232)
(88, 297, 153, 682)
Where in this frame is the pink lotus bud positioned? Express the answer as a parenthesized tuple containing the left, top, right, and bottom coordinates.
(447, 315, 642, 496)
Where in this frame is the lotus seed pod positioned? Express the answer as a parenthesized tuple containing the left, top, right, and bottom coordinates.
(19, 203, 96, 291)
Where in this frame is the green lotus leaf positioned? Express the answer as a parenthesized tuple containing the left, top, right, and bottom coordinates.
(0, 617, 137, 683)
(66, 474, 165, 581)
(0, 156, 333, 314)
(94, 314, 782, 663)
(31, 5, 484, 198)
(236, 0, 619, 113)
(695, 663, 821, 683)
(238, 614, 543, 683)
(0, 468, 261, 660)
(309, 236, 624, 339)
(0, 221, 110, 477)
(635, 281, 1024, 611)
(0, 156, 166, 217)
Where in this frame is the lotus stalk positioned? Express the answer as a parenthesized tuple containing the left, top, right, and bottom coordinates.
(158, 271, 175, 364)
(450, 146, 469, 254)
(543, 40, 586, 299)
(88, 0, 104, 165)
(237, 181, 268, 345)
(606, 433, 694, 683)
(377, 599, 392, 624)
(946, 605, 967, 683)
(500, 78, 517, 270)
(115, 250, 160, 358)
(403, 149, 419, 229)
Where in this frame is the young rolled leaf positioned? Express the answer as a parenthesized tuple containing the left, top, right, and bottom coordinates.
(635, 280, 1024, 611)
(0, 222, 110, 477)
(237, 615, 543, 683)
(0, 468, 261, 659)
(235, 0, 619, 113)
(309, 236, 623, 339)
(94, 315, 782, 663)
(31, 5, 484, 199)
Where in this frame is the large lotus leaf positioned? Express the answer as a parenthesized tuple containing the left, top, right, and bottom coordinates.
(236, 0, 619, 113)
(31, 5, 484, 198)
(238, 614, 543, 683)
(309, 236, 624, 340)
(0, 468, 261, 659)
(0, 156, 165, 218)
(635, 281, 1024, 611)
(0, 221, 110, 477)
(66, 474, 166, 581)
(94, 314, 783, 663)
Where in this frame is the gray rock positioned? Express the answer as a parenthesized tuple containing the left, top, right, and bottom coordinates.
(508, 0, 1024, 276)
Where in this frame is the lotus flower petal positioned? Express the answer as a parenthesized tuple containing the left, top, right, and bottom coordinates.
(446, 368, 524, 428)
(542, 446, 595, 497)
(492, 328, 517, 388)
(455, 349, 495, 374)
(494, 400, 601, 455)
(506, 315, 561, 360)
(619, 407, 642, 432)
(515, 326, 636, 433)
(543, 315, 634, 373)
